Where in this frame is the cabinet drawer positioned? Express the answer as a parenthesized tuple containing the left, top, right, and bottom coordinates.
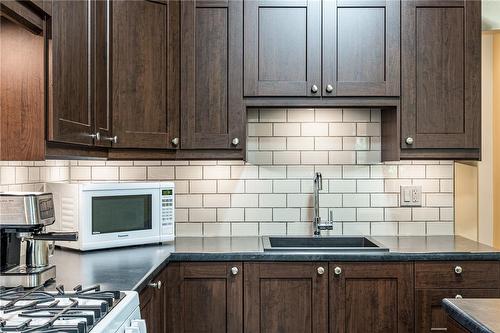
(415, 262, 500, 289)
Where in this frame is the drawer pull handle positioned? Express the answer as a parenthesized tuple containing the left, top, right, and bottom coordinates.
(148, 280, 162, 290)
(455, 294, 463, 299)
(317, 266, 325, 275)
(454, 266, 463, 274)
(231, 266, 239, 275)
(334, 266, 342, 276)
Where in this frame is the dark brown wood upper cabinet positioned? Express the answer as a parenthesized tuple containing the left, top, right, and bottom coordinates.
(0, 3, 45, 160)
(401, 0, 481, 154)
(330, 262, 414, 333)
(110, 0, 179, 149)
(243, 0, 322, 97)
(244, 262, 329, 333)
(180, 0, 244, 150)
(166, 262, 243, 333)
(48, 0, 93, 146)
(322, 0, 400, 97)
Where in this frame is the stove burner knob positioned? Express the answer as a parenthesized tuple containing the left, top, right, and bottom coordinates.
(131, 319, 147, 333)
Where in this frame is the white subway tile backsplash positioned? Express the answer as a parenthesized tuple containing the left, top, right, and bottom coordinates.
(204, 166, 231, 179)
(0, 108, 454, 238)
(426, 165, 454, 178)
(288, 108, 314, 122)
(176, 166, 203, 179)
(259, 109, 287, 122)
(315, 108, 342, 122)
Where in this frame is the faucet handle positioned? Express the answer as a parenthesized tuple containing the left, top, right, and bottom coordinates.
(317, 223, 334, 231)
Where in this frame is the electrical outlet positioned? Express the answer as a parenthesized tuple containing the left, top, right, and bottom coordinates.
(400, 185, 422, 207)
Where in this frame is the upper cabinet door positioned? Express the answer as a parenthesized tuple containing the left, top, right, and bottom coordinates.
(180, 0, 244, 150)
(401, 0, 481, 150)
(111, 0, 179, 149)
(322, 0, 400, 97)
(49, 0, 93, 145)
(243, 0, 321, 97)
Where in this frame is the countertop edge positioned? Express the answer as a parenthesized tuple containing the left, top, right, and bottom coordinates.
(442, 299, 494, 333)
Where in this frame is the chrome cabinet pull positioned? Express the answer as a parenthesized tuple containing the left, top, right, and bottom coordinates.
(405, 137, 414, 145)
(334, 266, 342, 276)
(90, 132, 101, 141)
(311, 85, 318, 93)
(317, 267, 325, 275)
(454, 266, 463, 274)
(231, 138, 240, 146)
(148, 280, 162, 290)
(231, 267, 239, 275)
(325, 84, 333, 93)
(171, 137, 179, 147)
(103, 135, 118, 144)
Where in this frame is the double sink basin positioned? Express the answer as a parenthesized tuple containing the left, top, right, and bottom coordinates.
(262, 236, 389, 252)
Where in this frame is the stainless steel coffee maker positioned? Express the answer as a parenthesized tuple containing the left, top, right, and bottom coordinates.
(0, 192, 78, 287)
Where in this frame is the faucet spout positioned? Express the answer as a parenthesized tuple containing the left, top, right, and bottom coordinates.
(313, 172, 333, 236)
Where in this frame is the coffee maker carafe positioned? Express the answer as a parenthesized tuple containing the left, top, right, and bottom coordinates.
(0, 192, 78, 287)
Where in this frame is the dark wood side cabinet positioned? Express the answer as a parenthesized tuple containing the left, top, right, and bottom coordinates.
(140, 269, 167, 333)
(322, 0, 400, 97)
(330, 262, 414, 333)
(401, 0, 481, 159)
(447, 317, 470, 333)
(166, 262, 243, 333)
(110, 0, 179, 149)
(243, 0, 321, 97)
(0, 1, 45, 160)
(244, 262, 329, 333)
(180, 0, 244, 150)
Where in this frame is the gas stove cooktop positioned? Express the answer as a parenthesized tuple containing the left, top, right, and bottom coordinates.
(0, 284, 133, 333)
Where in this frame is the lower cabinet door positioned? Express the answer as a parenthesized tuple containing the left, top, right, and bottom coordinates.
(166, 262, 243, 333)
(415, 289, 500, 333)
(139, 270, 166, 333)
(244, 262, 329, 333)
(330, 262, 414, 333)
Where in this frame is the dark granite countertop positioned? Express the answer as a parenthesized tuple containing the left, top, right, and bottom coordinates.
(443, 298, 500, 333)
(49, 235, 500, 293)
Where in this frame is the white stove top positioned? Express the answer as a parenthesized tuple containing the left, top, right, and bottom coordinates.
(0, 285, 143, 333)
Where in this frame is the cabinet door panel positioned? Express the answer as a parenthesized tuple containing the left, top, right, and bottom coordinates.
(244, 0, 321, 97)
(167, 262, 243, 333)
(401, 0, 480, 150)
(49, 0, 93, 145)
(323, 0, 399, 96)
(330, 262, 414, 333)
(181, 0, 244, 149)
(111, 0, 179, 149)
(140, 269, 166, 333)
(244, 262, 328, 333)
(415, 289, 500, 333)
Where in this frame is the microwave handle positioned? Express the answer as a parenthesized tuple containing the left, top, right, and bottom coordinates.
(32, 232, 79, 242)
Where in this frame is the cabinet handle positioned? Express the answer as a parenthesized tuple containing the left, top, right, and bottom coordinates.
(171, 137, 179, 147)
(455, 294, 463, 299)
(231, 266, 239, 275)
(104, 135, 118, 144)
(325, 84, 333, 93)
(90, 132, 101, 141)
(454, 266, 463, 274)
(317, 267, 325, 275)
(231, 138, 240, 146)
(334, 266, 342, 276)
(405, 137, 414, 145)
(311, 84, 318, 93)
(148, 280, 162, 290)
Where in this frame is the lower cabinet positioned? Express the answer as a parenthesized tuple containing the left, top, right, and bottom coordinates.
(415, 289, 500, 332)
(330, 262, 414, 333)
(139, 269, 166, 333)
(166, 262, 243, 333)
(244, 262, 329, 333)
(140, 261, 499, 333)
(446, 317, 469, 333)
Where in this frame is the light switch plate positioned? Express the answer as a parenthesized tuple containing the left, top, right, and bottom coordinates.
(400, 185, 422, 207)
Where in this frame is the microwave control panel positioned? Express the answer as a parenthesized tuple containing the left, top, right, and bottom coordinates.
(160, 188, 174, 236)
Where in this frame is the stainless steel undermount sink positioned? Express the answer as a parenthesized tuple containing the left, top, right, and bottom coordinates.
(262, 236, 389, 252)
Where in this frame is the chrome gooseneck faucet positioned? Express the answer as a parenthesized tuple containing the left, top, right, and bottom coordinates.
(313, 172, 334, 236)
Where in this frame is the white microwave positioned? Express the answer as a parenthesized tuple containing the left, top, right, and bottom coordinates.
(45, 182, 174, 251)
